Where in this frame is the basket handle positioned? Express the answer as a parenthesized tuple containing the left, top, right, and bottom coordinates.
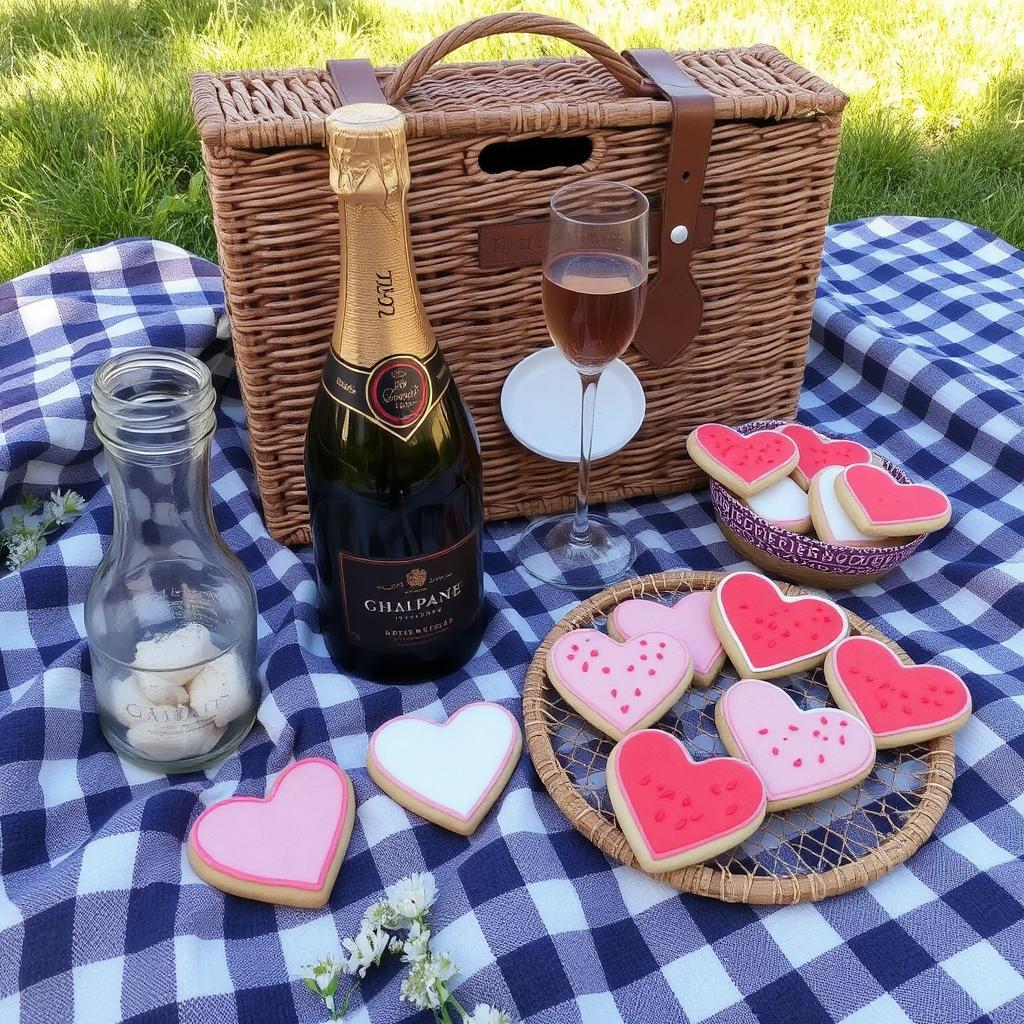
(382, 13, 660, 103)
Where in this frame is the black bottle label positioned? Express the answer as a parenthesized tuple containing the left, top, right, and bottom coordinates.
(337, 530, 480, 653)
(323, 348, 452, 441)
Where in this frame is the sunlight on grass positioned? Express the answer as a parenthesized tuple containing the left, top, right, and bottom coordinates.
(1, 0, 1021, 280)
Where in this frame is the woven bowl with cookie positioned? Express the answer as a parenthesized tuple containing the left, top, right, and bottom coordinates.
(708, 419, 928, 588)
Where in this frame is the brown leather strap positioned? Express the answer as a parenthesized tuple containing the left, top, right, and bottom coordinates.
(624, 48, 716, 366)
(326, 59, 387, 105)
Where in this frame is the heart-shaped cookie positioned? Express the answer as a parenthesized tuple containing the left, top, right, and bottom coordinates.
(367, 702, 521, 835)
(187, 758, 355, 908)
(808, 465, 886, 546)
(745, 475, 812, 533)
(712, 572, 849, 679)
(835, 463, 951, 537)
(607, 729, 766, 872)
(824, 636, 972, 747)
(608, 591, 725, 686)
(546, 629, 693, 739)
(715, 679, 876, 810)
(686, 423, 798, 496)
(779, 423, 872, 489)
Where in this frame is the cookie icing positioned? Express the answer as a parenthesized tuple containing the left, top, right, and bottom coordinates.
(190, 758, 351, 890)
(368, 702, 520, 821)
(840, 464, 950, 528)
(549, 629, 691, 735)
(779, 423, 871, 482)
(828, 636, 971, 738)
(746, 476, 811, 530)
(612, 730, 765, 861)
(810, 465, 876, 544)
(718, 679, 875, 802)
(714, 572, 849, 673)
(689, 424, 797, 488)
(609, 592, 724, 681)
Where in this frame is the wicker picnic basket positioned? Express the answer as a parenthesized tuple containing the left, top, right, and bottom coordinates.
(190, 13, 847, 545)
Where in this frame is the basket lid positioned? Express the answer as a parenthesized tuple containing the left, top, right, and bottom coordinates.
(190, 46, 846, 151)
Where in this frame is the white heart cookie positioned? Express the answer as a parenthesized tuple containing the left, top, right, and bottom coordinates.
(808, 465, 881, 546)
(367, 702, 522, 835)
(745, 475, 812, 533)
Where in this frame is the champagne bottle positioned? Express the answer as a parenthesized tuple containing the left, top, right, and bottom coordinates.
(305, 103, 484, 681)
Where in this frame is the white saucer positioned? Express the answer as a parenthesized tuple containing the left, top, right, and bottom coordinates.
(500, 347, 646, 463)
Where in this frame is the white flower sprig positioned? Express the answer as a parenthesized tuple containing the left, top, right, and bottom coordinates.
(303, 871, 511, 1023)
(1, 489, 86, 571)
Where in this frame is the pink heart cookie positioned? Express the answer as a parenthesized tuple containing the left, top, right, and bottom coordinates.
(607, 729, 767, 873)
(686, 423, 798, 496)
(715, 679, 876, 811)
(835, 463, 951, 537)
(187, 758, 355, 908)
(608, 591, 725, 686)
(546, 629, 693, 740)
(712, 571, 849, 679)
(779, 423, 872, 489)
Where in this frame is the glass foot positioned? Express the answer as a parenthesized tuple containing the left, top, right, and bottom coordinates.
(516, 514, 637, 592)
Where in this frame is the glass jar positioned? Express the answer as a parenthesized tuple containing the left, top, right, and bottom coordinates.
(86, 348, 258, 772)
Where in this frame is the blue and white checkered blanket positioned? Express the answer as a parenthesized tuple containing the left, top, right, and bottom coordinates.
(1, 219, 1022, 1024)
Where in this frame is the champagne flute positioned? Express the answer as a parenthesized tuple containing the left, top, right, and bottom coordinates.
(517, 180, 649, 590)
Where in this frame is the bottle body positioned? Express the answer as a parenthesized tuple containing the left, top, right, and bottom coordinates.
(86, 349, 258, 771)
(305, 103, 484, 682)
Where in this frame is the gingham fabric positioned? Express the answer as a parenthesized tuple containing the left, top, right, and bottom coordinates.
(1, 217, 1022, 1024)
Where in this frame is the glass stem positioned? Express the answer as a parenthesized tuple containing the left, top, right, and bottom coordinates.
(570, 371, 600, 545)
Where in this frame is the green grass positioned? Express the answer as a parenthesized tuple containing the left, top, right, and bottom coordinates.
(1, 0, 1022, 281)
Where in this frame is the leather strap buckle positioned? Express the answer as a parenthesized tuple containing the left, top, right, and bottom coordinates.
(624, 49, 716, 367)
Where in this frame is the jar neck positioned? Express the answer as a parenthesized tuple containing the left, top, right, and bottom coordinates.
(92, 349, 221, 557)
(103, 438, 219, 558)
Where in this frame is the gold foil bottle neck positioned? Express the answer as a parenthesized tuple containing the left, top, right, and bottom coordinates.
(326, 103, 409, 203)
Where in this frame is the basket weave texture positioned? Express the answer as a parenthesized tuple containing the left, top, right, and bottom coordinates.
(523, 571, 954, 904)
(190, 15, 848, 545)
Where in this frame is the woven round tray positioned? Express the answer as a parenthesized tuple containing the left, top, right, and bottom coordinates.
(523, 571, 955, 904)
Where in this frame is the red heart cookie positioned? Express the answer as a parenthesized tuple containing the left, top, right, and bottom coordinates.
(836, 463, 951, 537)
(686, 423, 798, 495)
(824, 636, 972, 747)
(607, 729, 766, 872)
(779, 423, 872, 489)
(712, 572, 849, 679)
